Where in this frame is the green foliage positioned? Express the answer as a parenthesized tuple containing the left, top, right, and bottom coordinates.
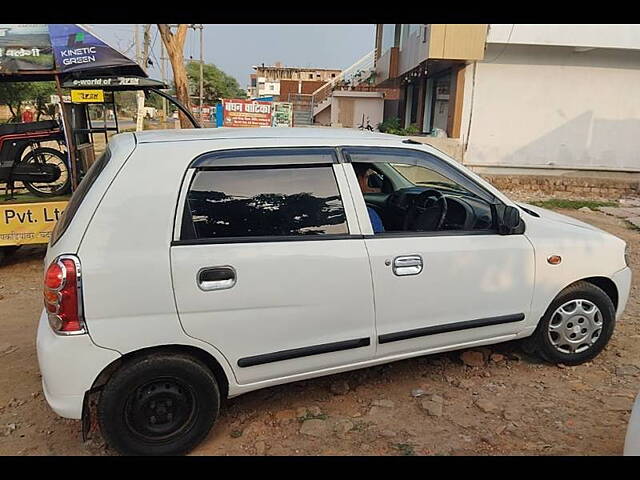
(186, 61, 246, 103)
(297, 411, 328, 422)
(0, 82, 34, 121)
(377, 117, 420, 136)
(377, 117, 401, 133)
(530, 199, 618, 210)
(30, 82, 56, 120)
(0, 81, 56, 121)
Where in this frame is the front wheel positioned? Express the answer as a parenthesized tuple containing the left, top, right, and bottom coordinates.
(21, 147, 71, 197)
(531, 281, 616, 365)
(98, 353, 220, 455)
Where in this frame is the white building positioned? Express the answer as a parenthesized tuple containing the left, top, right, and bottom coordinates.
(374, 24, 640, 173)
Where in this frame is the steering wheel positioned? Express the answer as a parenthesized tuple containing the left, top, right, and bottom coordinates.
(404, 189, 448, 231)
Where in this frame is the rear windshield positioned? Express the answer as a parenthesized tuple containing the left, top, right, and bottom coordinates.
(50, 148, 111, 246)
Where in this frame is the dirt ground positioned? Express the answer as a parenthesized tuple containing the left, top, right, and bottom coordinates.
(1, 207, 639, 456)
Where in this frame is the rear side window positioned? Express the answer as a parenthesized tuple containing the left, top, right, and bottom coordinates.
(181, 165, 348, 240)
(50, 148, 111, 246)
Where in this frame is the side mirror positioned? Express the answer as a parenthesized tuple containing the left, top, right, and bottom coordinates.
(496, 205, 523, 235)
(367, 173, 384, 189)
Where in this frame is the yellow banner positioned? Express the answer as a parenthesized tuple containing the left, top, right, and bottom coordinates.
(0, 201, 68, 246)
(71, 89, 104, 103)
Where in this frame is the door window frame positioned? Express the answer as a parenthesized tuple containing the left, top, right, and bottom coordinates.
(340, 146, 510, 238)
(172, 147, 364, 245)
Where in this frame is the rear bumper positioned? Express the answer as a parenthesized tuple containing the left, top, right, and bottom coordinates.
(612, 267, 632, 320)
(36, 309, 120, 419)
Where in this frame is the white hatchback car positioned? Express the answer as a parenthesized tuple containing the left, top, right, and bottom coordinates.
(37, 128, 631, 455)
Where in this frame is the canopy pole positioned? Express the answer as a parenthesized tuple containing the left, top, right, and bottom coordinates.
(55, 73, 79, 189)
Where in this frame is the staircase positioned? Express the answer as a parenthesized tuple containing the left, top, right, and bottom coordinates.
(312, 50, 376, 118)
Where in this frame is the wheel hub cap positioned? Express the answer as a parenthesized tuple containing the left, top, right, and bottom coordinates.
(547, 299, 603, 354)
(125, 379, 196, 441)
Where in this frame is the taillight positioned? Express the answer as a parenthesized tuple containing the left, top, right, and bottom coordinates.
(43, 255, 85, 335)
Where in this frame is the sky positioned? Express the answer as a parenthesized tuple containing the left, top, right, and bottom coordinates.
(88, 24, 375, 89)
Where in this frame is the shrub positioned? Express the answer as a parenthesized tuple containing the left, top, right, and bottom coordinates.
(377, 117, 420, 136)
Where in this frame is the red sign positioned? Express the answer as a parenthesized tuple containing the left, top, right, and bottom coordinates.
(222, 98, 272, 128)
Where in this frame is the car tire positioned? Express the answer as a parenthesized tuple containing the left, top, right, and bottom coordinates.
(98, 353, 220, 456)
(531, 281, 616, 366)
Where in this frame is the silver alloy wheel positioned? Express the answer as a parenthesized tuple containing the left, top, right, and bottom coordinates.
(547, 299, 603, 354)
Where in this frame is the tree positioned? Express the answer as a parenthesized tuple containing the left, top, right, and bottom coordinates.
(0, 82, 33, 121)
(157, 24, 192, 129)
(0, 81, 56, 122)
(185, 61, 246, 104)
(31, 82, 56, 121)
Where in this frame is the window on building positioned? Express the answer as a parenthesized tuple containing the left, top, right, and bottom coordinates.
(308, 73, 313, 79)
(331, 73, 336, 78)
(183, 165, 349, 239)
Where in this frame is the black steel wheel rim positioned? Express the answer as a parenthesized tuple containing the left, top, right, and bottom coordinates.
(124, 377, 197, 442)
(23, 151, 69, 194)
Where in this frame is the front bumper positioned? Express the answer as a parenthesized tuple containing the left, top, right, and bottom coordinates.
(612, 266, 632, 320)
(36, 309, 120, 419)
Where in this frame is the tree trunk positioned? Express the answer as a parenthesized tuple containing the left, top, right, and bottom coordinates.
(157, 24, 194, 129)
(7, 104, 16, 122)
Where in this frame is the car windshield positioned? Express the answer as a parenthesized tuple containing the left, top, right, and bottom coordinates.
(389, 163, 467, 192)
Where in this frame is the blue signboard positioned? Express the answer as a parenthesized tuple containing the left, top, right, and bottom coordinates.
(48, 24, 143, 75)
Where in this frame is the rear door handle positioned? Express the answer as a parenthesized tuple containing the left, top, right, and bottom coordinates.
(393, 255, 423, 276)
(197, 266, 236, 291)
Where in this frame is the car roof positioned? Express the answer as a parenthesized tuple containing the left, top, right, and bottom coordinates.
(133, 126, 406, 144)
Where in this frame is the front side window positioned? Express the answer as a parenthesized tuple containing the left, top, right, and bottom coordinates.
(346, 148, 497, 234)
(182, 165, 348, 240)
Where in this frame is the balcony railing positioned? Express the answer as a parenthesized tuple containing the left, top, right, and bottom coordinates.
(311, 49, 376, 108)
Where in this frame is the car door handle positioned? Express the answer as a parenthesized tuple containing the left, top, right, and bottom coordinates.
(197, 266, 236, 291)
(393, 255, 423, 276)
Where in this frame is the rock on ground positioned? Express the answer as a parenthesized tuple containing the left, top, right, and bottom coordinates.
(475, 399, 502, 414)
(300, 419, 328, 437)
(460, 350, 485, 368)
(420, 396, 444, 417)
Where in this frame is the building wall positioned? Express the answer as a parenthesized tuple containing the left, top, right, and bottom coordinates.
(487, 24, 640, 51)
(315, 107, 331, 126)
(279, 80, 326, 103)
(461, 44, 640, 171)
(254, 67, 341, 82)
(329, 91, 384, 128)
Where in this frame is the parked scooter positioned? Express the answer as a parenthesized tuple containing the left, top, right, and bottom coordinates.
(0, 120, 70, 198)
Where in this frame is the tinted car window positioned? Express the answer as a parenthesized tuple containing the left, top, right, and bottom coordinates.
(183, 165, 348, 240)
(50, 148, 111, 246)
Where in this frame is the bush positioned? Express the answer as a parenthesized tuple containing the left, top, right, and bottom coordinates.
(377, 117, 420, 136)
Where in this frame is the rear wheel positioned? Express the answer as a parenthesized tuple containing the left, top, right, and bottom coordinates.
(21, 147, 70, 197)
(531, 281, 616, 365)
(98, 353, 220, 456)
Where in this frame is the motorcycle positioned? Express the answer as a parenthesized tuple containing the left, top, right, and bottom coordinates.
(0, 120, 71, 198)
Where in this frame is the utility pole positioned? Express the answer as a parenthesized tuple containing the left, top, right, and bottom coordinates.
(159, 40, 168, 123)
(136, 24, 151, 132)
